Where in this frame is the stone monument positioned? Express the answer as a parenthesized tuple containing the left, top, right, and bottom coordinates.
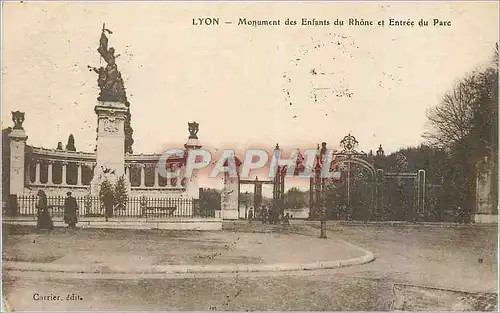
(221, 156, 241, 220)
(89, 24, 131, 196)
(474, 154, 498, 223)
(8, 111, 28, 195)
(184, 122, 202, 200)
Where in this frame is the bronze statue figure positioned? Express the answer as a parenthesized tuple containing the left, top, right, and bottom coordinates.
(88, 23, 126, 102)
(97, 24, 120, 66)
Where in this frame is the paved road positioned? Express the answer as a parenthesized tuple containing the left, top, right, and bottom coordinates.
(3, 222, 497, 311)
(316, 222, 497, 293)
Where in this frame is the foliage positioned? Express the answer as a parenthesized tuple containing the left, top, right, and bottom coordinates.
(321, 163, 374, 220)
(423, 73, 481, 148)
(199, 188, 220, 217)
(422, 45, 498, 218)
(99, 179, 114, 208)
(56, 142, 63, 150)
(114, 175, 129, 210)
(284, 187, 308, 210)
(376, 145, 448, 183)
(84, 194, 93, 215)
(124, 103, 134, 154)
(200, 188, 221, 209)
(66, 134, 76, 151)
(99, 176, 129, 212)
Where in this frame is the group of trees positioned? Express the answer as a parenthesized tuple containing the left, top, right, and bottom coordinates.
(284, 187, 308, 210)
(423, 44, 498, 220)
(199, 188, 221, 216)
(56, 134, 76, 151)
(54, 134, 79, 184)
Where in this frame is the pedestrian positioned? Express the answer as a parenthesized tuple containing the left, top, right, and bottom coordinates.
(64, 192, 78, 229)
(36, 190, 53, 231)
(283, 213, 290, 225)
(248, 207, 254, 222)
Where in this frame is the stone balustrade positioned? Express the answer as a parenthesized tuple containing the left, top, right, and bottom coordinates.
(31, 146, 96, 160)
(125, 152, 185, 162)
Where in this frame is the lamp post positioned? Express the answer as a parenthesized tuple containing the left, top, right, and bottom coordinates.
(320, 175, 327, 239)
(318, 142, 328, 239)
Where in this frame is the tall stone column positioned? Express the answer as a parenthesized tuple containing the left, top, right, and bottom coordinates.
(34, 161, 41, 184)
(154, 166, 159, 187)
(62, 162, 67, 185)
(184, 122, 202, 200)
(140, 164, 145, 187)
(9, 111, 28, 195)
(90, 101, 128, 196)
(475, 155, 497, 224)
(183, 122, 203, 218)
(124, 164, 132, 188)
(47, 161, 53, 185)
(77, 163, 83, 186)
(221, 170, 240, 220)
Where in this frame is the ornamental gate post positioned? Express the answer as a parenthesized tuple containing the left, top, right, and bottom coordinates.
(375, 168, 384, 220)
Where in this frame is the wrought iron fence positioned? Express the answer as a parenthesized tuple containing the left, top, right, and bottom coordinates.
(8, 195, 214, 218)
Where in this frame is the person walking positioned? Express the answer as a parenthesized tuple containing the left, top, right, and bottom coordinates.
(36, 190, 53, 231)
(283, 213, 290, 225)
(64, 192, 79, 229)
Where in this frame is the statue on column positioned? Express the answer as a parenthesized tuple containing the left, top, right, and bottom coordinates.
(88, 23, 127, 103)
(89, 23, 134, 154)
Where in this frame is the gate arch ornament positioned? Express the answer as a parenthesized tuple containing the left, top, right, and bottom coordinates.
(309, 134, 380, 220)
(332, 134, 378, 220)
(309, 134, 427, 221)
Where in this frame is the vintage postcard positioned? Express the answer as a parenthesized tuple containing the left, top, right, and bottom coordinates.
(1, 1, 498, 311)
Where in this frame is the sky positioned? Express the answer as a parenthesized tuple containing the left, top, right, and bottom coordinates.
(2, 2, 498, 193)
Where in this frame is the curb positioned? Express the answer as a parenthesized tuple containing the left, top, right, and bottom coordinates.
(2, 218, 223, 231)
(304, 220, 498, 227)
(3, 248, 375, 275)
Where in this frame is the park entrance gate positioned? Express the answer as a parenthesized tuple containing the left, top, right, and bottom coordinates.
(238, 145, 286, 221)
(310, 134, 427, 222)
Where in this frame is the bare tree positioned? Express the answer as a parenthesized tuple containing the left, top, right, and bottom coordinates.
(424, 44, 498, 151)
(423, 74, 481, 149)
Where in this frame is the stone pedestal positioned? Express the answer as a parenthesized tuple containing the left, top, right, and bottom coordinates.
(8, 128, 28, 195)
(221, 172, 239, 220)
(90, 101, 128, 196)
(474, 155, 497, 224)
(184, 137, 202, 200)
